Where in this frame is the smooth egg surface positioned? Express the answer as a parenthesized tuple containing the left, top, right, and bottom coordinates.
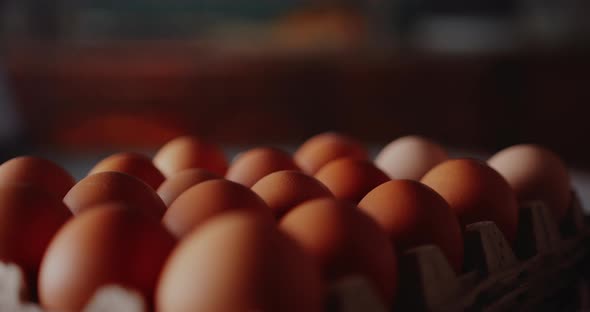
(157, 169, 219, 206)
(421, 159, 519, 242)
(0, 184, 72, 287)
(488, 144, 571, 221)
(314, 158, 391, 203)
(294, 132, 368, 175)
(0, 156, 75, 199)
(64, 171, 167, 217)
(88, 152, 165, 190)
(38, 204, 176, 311)
(157, 210, 323, 312)
(280, 198, 397, 305)
(226, 147, 299, 187)
(163, 179, 271, 238)
(153, 136, 228, 177)
(375, 136, 448, 180)
(358, 180, 463, 272)
(251, 170, 333, 219)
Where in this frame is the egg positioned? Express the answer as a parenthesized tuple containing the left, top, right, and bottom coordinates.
(157, 169, 219, 206)
(421, 159, 519, 242)
(0, 156, 75, 198)
(314, 158, 390, 203)
(375, 135, 448, 180)
(294, 132, 368, 175)
(163, 179, 271, 237)
(280, 198, 397, 305)
(226, 147, 299, 187)
(156, 211, 323, 312)
(488, 144, 571, 221)
(358, 180, 463, 271)
(251, 170, 333, 219)
(88, 152, 165, 190)
(64, 171, 167, 217)
(0, 184, 71, 289)
(38, 203, 176, 311)
(153, 136, 228, 177)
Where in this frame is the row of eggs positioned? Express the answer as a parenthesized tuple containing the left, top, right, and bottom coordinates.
(0, 133, 571, 311)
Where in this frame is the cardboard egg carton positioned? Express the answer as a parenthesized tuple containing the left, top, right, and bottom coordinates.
(2, 192, 589, 311)
(328, 191, 590, 311)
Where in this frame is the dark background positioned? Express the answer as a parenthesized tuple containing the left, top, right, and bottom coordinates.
(0, 0, 589, 168)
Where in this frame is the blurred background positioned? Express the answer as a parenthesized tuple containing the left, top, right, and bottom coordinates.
(0, 0, 589, 175)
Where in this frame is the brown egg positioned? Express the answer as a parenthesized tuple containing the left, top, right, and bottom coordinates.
(157, 210, 323, 312)
(375, 135, 448, 180)
(488, 144, 571, 221)
(88, 152, 165, 190)
(0, 184, 72, 289)
(38, 204, 176, 311)
(358, 180, 463, 271)
(314, 158, 391, 203)
(251, 170, 333, 219)
(157, 169, 219, 206)
(0, 156, 75, 198)
(64, 171, 167, 217)
(153, 136, 228, 177)
(294, 132, 368, 175)
(226, 147, 300, 187)
(163, 179, 271, 237)
(280, 198, 397, 305)
(421, 159, 519, 242)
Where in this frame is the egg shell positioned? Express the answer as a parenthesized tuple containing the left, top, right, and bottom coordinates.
(251, 170, 333, 219)
(421, 159, 519, 242)
(163, 179, 271, 238)
(488, 144, 571, 221)
(156, 210, 323, 312)
(294, 132, 368, 175)
(153, 136, 228, 177)
(157, 169, 219, 206)
(226, 147, 299, 187)
(64, 171, 167, 217)
(358, 180, 463, 272)
(314, 158, 391, 203)
(375, 136, 448, 180)
(280, 198, 397, 305)
(0, 184, 72, 289)
(38, 203, 176, 311)
(88, 152, 165, 190)
(0, 156, 75, 199)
